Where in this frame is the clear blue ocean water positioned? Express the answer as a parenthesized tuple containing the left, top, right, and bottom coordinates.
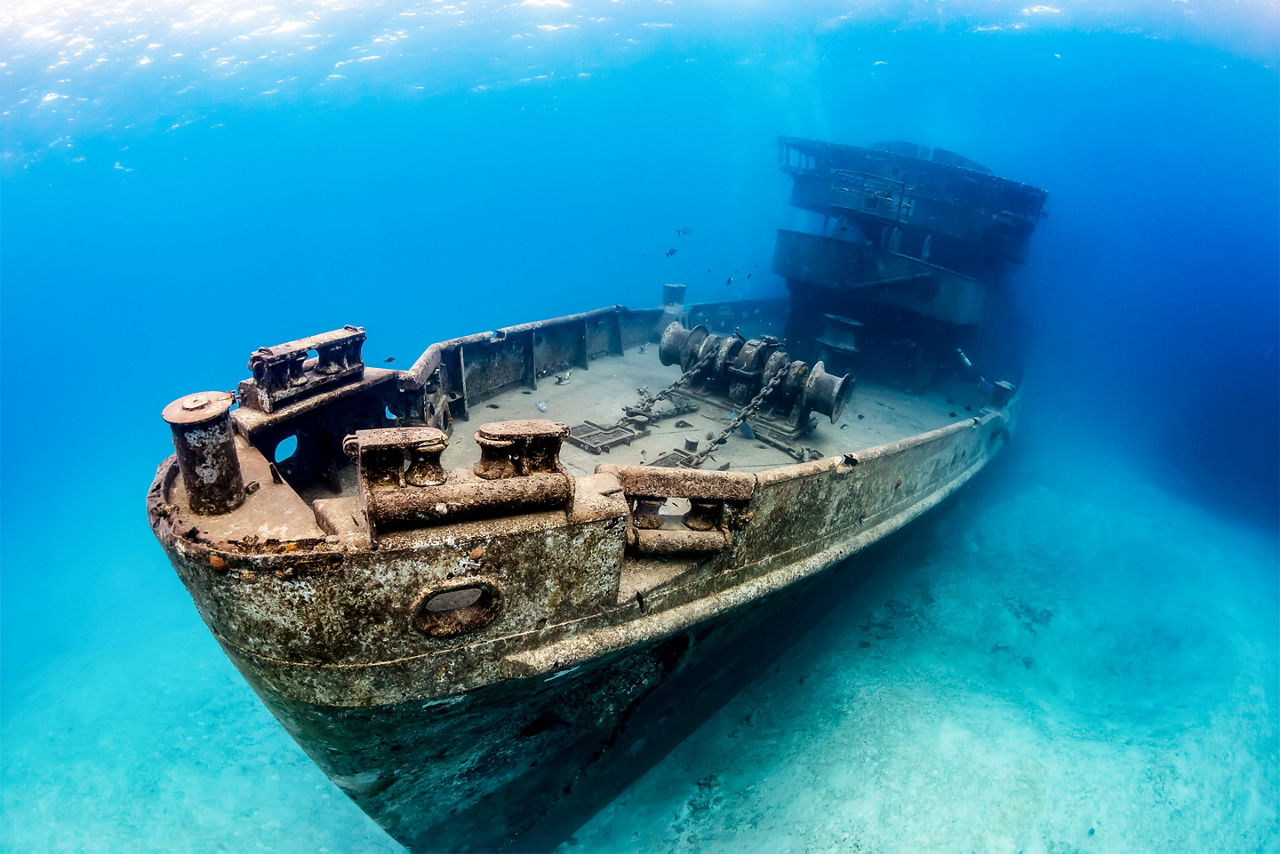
(2, 2, 1277, 850)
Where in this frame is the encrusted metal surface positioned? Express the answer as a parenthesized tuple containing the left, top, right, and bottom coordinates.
(147, 305, 1018, 850)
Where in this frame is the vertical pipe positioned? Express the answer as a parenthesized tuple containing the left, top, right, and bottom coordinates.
(162, 392, 245, 515)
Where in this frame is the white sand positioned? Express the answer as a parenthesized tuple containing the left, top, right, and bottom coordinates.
(567, 437, 1279, 852)
(2, 436, 1275, 852)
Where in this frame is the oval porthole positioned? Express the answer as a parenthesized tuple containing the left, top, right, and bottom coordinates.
(274, 434, 298, 464)
(413, 580, 502, 638)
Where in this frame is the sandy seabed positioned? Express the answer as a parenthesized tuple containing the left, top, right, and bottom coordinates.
(2, 437, 1276, 852)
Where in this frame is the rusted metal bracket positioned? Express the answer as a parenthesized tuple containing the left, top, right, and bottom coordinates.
(345, 420, 574, 538)
(599, 464, 755, 555)
(474, 420, 570, 479)
(567, 420, 650, 455)
(239, 326, 366, 413)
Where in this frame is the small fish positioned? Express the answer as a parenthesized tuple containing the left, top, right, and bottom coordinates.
(676, 225, 694, 236)
(383, 356, 396, 363)
(665, 248, 678, 258)
(638, 343, 649, 353)
(535, 401, 548, 412)
(746, 273, 752, 279)
(554, 370, 573, 385)
(706, 268, 712, 272)
(739, 421, 756, 439)
(725, 277, 733, 286)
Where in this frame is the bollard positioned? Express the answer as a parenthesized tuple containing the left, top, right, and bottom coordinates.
(474, 420, 569, 480)
(162, 392, 245, 515)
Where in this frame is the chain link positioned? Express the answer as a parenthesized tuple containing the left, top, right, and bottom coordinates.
(624, 347, 718, 421)
(684, 368, 786, 468)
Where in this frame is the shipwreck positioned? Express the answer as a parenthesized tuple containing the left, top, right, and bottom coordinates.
(147, 137, 1046, 850)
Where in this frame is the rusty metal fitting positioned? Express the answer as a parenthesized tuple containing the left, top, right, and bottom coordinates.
(599, 465, 756, 503)
(240, 326, 366, 413)
(631, 497, 666, 530)
(473, 420, 569, 480)
(162, 391, 245, 515)
(368, 471, 571, 531)
(803, 360, 852, 423)
(682, 500, 722, 532)
(345, 427, 449, 489)
(658, 322, 710, 371)
(632, 527, 731, 555)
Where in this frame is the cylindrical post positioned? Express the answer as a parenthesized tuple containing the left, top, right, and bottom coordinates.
(162, 392, 245, 515)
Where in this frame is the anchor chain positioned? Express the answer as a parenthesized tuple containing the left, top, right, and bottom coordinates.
(684, 367, 786, 468)
(623, 347, 717, 422)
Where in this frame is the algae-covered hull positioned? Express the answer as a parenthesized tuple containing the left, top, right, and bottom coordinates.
(148, 387, 1014, 849)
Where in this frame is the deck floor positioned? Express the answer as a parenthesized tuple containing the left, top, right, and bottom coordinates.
(440, 345, 986, 475)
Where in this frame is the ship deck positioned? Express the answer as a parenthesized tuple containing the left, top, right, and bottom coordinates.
(188, 335, 985, 547)
(434, 344, 984, 476)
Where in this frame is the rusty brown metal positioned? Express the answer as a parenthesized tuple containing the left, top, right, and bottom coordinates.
(630, 526, 731, 554)
(474, 420, 570, 479)
(683, 500, 722, 532)
(342, 424, 574, 535)
(600, 464, 756, 503)
(161, 391, 245, 515)
(367, 469, 572, 530)
(344, 427, 448, 488)
(655, 321, 851, 440)
(239, 326, 366, 413)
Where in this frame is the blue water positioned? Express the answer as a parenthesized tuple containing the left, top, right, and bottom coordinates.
(2, 2, 1277, 850)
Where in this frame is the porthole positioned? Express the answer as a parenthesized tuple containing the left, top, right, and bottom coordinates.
(274, 434, 298, 464)
(413, 580, 502, 638)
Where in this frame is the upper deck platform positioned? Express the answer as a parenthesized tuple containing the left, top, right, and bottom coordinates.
(779, 136, 1048, 265)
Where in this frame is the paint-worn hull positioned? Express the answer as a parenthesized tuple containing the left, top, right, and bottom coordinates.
(149, 395, 1014, 850)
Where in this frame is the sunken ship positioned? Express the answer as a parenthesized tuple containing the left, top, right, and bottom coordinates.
(148, 137, 1046, 851)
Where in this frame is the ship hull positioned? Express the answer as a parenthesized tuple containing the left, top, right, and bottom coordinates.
(153, 397, 1015, 850)
(231, 533, 909, 852)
